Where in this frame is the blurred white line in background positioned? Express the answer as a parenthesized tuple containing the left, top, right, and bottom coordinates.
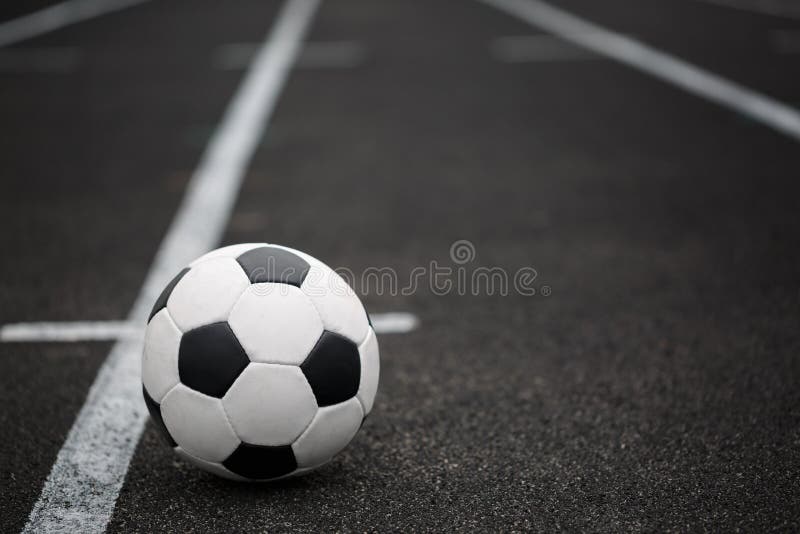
(694, 0, 800, 19)
(0, 46, 80, 72)
(769, 29, 800, 53)
(0, 321, 139, 342)
(0, 313, 419, 342)
(490, 34, 599, 62)
(215, 41, 366, 70)
(0, 0, 147, 48)
(22, 0, 321, 532)
(479, 0, 800, 142)
(370, 312, 420, 334)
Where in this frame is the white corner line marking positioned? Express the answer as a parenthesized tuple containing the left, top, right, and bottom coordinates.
(478, 0, 800, 142)
(21, 0, 321, 532)
(0, 0, 148, 48)
(0, 313, 419, 343)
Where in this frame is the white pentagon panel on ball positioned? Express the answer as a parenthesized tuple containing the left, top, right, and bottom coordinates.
(166, 257, 250, 332)
(160, 384, 240, 462)
(228, 283, 323, 365)
(189, 243, 266, 268)
(174, 447, 248, 482)
(292, 396, 363, 469)
(222, 363, 317, 446)
(357, 327, 380, 415)
(142, 308, 182, 402)
(299, 259, 369, 345)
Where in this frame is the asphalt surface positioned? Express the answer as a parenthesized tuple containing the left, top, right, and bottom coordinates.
(2, 0, 800, 531)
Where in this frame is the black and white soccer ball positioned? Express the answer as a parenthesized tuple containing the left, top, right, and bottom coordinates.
(141, 243, 379, 481)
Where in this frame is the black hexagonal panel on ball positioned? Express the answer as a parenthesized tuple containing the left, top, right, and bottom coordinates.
(178, 322, 250, 398)
(236, 246, 310, 286)
(301, 330, 361, 407)
(223, 442, 298, 480)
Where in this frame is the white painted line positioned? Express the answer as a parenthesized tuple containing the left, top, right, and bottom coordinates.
(694, 0, 800, 19)
(0, 0, 147, 48)
(214, 40, 366, 70)
(370, 312, 420, 334)
(490, 34, 598, 62)
(0, 313, 418, 343)
(0, 321, 139, 342)
(478, 0, 800, 142)
(22, 0, 320, 532)
(0, 47, 80, 72)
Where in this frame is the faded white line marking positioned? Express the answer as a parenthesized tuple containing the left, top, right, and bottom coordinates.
(0, 46, 80, 72)
(490, 34, 598, 62)
(1, 321, 139, 342)
(370, 312, 420, 334)
(694, 0, 800, 19)
(0, 313, 419, 342)
(22, 0, 320, 532)
(478, 0, 800, 142)
(770, 29, 800, 53)
(214, 40, 366, 70)
(0, 0, 147, 48)
(295, 41, 366, 68)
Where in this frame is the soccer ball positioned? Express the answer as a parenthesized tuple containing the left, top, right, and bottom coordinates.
(141, 243, 379, 481)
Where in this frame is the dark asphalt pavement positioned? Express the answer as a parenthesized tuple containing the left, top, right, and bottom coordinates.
(2, 0, 800, 531)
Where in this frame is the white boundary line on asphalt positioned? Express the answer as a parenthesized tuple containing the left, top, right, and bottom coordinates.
(0, 46, 81, 72)
(0, 0, 148, 48)
(478, 0, 800, 142)
(0, 313, 419, 342)
(1, 321, 139, 342)
(21, 0, 321, 532)
(694, 0, 800, 19)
